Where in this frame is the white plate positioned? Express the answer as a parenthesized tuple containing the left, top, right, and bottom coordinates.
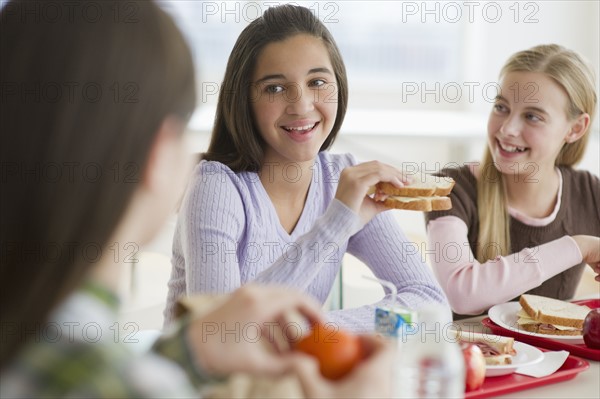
(488, 302, 584, 344)
(485, 341, 544, 377)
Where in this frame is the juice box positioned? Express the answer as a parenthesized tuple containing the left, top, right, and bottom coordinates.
(375, 306, 417, 338)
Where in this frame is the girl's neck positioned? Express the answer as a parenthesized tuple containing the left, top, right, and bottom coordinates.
(259, 158, 316, 234)
(504, 165, 561, 218)
(259, 159, 315, 200)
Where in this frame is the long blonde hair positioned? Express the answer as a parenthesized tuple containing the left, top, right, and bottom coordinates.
(477, 44, 597, 262)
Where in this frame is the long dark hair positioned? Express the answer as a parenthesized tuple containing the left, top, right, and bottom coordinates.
(203, 4, 348, 172)
(0, 0, 195, 367)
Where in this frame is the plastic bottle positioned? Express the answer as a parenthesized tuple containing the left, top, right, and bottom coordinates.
(394, 305, 465, 398)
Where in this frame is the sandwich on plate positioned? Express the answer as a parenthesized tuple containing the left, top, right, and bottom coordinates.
(517, 294, 591, 336)
(454, 331, 517, 365)
(373, 173, 455, 212)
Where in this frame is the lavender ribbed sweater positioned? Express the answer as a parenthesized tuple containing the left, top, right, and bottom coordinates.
(164, 152, 448, 332)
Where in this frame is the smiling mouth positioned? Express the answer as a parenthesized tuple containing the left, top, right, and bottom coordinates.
(498, 140, 528, 153)
(281, 122, 318, 133)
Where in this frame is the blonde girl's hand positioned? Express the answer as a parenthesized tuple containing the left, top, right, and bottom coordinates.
(186, 284, 324, 378)
(293, 334, 395, 398)
(572, 235, 600, 282)
(334, 161, 410, 224)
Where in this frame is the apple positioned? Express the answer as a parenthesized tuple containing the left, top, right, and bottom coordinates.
(583, 309, 600, 349)
(461, 343, 486, 392)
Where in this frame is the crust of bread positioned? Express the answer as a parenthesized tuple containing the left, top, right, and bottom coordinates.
(519, 295, 538, 319)
(382, 197, 431, 211)
(431, 196, 452, 211)
(382, 196, 452, 212)
(433, 181, 455, 196)
(519, 295, 589, 329)
(518, 323, 582, 336)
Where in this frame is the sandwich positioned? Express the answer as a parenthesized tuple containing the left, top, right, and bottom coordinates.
(373, 173, 455, 212)
(454, 331, 516, 365)
(517, 294, 591, 336)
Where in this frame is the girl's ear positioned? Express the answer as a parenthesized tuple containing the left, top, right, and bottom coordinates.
(565, 113, 590, 144)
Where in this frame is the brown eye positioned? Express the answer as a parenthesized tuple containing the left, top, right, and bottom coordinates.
(265, 85, 284, 94)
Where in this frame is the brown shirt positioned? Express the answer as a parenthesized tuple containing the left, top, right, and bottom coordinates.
(426, 165, 600, 319)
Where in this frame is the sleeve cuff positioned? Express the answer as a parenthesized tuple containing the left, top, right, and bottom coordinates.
(151, 316, 226, 387)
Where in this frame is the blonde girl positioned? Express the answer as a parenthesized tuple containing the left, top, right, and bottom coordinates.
(426, 44, 600, 318)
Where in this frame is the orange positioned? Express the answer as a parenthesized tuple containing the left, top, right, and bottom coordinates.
(294, 322, 363, 380)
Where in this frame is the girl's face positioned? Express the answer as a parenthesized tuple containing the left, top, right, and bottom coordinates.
(251, 34, 338, 166)
(487, 71, 582, 179)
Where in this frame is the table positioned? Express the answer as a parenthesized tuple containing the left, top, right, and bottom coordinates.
(455, 315, 599, 398)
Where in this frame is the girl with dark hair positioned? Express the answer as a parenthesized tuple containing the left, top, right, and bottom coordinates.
(164, 5, 448, 330)
(0, 1, 395, 397)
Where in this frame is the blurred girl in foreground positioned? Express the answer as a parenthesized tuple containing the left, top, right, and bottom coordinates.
(0, 1, 393, 397)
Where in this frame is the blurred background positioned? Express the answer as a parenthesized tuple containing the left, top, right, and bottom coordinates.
(119, 1, 600, 330)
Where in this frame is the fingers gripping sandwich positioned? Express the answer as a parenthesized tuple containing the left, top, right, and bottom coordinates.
(374, 173, 455, 212)
(517, 294, 591, 336)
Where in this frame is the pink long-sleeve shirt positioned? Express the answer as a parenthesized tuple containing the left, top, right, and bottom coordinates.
(426, 166, 599, 316)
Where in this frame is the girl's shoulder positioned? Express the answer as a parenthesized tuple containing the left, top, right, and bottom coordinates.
(185, 160, 258, 203)
(194, 160, 257, 187)
(196, 159, 237, 177)
(559, 166, 600, 200)
(560, 166, 600, 185)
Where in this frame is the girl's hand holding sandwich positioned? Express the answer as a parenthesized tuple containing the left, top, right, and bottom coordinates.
(335, 161, 409, 224)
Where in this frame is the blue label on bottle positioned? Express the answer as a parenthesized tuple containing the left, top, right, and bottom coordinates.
(375, 307, 414, 338)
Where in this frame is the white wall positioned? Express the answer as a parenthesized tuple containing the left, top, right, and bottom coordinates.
(465, 1, 599, 119)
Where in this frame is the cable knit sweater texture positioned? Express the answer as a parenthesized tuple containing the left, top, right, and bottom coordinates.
(164, 152, 448, 332)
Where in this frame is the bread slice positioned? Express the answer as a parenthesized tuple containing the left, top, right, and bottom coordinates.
(519, 294, 590, 329)
(382, 196, 452, 212)
(377, 174, 455, 197)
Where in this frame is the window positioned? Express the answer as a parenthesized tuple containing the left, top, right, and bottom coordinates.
(162, 1, 464, 110)
(163, 1, 599, 131)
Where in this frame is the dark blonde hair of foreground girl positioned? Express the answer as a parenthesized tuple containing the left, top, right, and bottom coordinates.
(0, 0, 196, 367)
(477, 44, 597, 262)
(202, 4, 348, 171)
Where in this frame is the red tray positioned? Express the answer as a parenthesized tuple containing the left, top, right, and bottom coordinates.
(465, 352, 589, 399)
(481, 299, 600, 361)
